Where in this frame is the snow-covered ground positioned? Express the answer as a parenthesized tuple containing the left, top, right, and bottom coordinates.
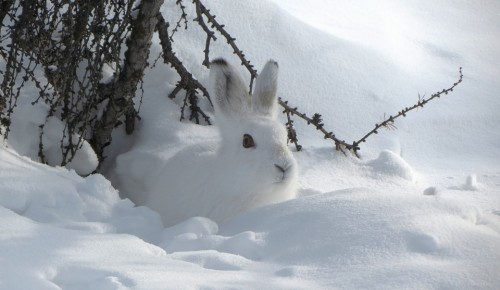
(1, 0, 500, 289)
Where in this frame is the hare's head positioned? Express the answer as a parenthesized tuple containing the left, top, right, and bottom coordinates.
(209, 58, 297, 200)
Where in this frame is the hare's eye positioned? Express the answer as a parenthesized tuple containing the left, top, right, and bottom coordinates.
(242, 134, 255, 148)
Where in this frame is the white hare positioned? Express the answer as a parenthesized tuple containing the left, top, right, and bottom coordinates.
(120, 58, 298, 226)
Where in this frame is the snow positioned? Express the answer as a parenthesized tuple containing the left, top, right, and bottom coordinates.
(6, 96, 99, 176)
(2, 0, 500, 289)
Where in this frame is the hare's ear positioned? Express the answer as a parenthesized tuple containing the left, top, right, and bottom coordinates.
(252, 60, 279, 119)
(209, 58, 251, 118)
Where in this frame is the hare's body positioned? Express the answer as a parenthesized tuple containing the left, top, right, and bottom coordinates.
(117, 59, 298, 226)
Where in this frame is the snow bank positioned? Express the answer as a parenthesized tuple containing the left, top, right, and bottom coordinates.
(0, 146, 313, 289)
(2, 144, 500, 289)
(5, 97, 98, 175)
(0, 146, 163, 242)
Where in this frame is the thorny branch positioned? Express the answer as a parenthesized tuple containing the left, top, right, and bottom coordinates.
(156, 12, 211, 124)
(169, 0, 464, 157)
(169, 0, 188, 40)
(279, 98, 354, 154)
(351, 67, 464, 156)
(192, 0, 257, 93)
(279, 67, 463, 156)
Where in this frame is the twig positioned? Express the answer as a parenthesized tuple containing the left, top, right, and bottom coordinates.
(283, 106, 302, 151)
(193, 1, 216, 68)
(279, 98, 354, 155)
(156, 12, 212, 124)
(192, 0, 257, 93)
(169, 0, 188, 40)
(351, 67, 463, 156)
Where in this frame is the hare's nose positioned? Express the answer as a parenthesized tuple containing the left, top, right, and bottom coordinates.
(275, 164, 286, 173)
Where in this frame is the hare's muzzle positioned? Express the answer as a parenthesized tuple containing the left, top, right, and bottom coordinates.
(274, 163, 294, 182)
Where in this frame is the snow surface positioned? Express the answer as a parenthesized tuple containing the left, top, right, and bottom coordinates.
(6, 96, 99, 176)
(2, 0, 500, 289)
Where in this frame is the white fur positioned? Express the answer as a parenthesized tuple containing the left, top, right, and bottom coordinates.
(124, 59, 298, 226)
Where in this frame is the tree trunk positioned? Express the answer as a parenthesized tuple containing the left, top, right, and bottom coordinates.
(91, 0, 165, 161)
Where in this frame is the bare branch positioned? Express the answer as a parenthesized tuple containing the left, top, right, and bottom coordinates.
(169, 0, 189, 40)
(192, 0, 257, 93)
(352, 67, 463, 155)
(283, 105, 302, 151)
(279, 98, 354, 155)
(156, 12, 212, 125)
